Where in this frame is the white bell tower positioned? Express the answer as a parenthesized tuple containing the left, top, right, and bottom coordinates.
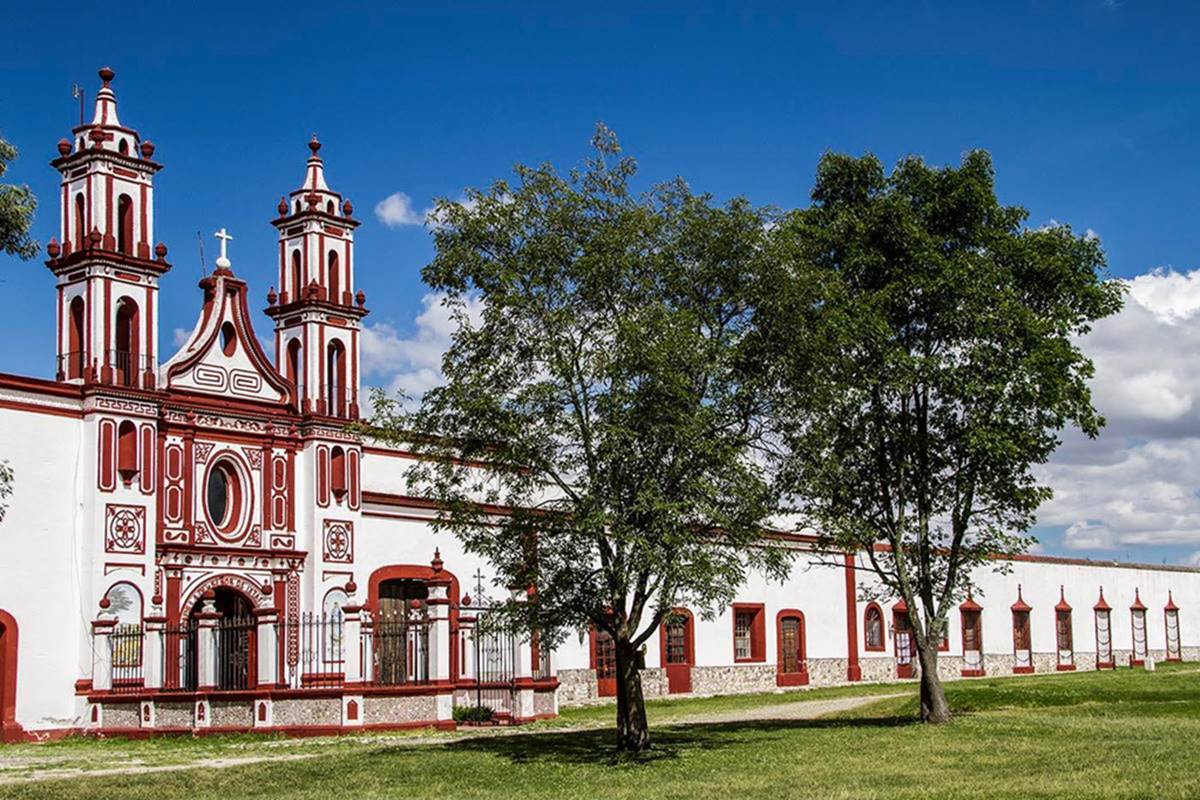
(44, 66, 170, 388)
(264, 137, 367, 418)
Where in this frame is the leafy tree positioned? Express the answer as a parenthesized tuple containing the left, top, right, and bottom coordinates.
(371, 126, 794, 751)
(0, 136, 38, 259)
(768, 150, 1124, 723)
(0, 460, 11, 524)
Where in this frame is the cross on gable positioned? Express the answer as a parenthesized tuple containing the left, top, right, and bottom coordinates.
(214, 228, 233, 261)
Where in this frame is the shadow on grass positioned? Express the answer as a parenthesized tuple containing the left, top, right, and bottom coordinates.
(368, 716, 916, 767)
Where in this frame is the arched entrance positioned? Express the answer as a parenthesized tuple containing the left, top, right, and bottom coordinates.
(367, 564, 460, 684)
(0, 610, 19, 742)
(190, 587, 256, 690)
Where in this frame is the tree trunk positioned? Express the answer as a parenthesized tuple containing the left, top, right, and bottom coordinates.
(613, 635, 651, 751)
(917, 642, 952, 724)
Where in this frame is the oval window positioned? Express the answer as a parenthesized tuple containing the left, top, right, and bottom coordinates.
(206, 464, 230, 528)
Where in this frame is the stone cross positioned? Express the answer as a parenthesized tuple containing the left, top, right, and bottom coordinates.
(214, 228, 233, 261)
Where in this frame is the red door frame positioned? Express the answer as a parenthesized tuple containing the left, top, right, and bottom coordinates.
(0, 610, 21, 742)
(775, 609, 808, 687)
(659, 608, 695, 694)
(367, 564, 461, 682)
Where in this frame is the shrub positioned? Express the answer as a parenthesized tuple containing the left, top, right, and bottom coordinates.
(453, 705, 495, 724)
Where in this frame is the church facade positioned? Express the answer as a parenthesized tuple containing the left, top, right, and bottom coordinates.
(1, 69, 1198, 741)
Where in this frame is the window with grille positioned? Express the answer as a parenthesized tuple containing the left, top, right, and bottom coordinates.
(665, 618, 689, 665)
(1166, 608, 1181, 660)
(1056, 610, 1074, 667)
(1095, 609, 1113, 666)
(734, 611, 753, 660)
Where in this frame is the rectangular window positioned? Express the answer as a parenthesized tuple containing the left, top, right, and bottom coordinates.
(1055, 610, 1074, 669)
(734, 612, 753, 660)
(731, 603, 765, 662)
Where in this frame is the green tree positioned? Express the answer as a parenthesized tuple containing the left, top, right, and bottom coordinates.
(768, 151, 1124, 723)
(371, 126, 794, 752)
(0, 136, 38, 259)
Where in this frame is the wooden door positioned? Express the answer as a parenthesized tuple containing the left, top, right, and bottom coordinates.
(893, 610, 914, 678)
(663, 613, 692, 694)
(593, 629, 616, 698)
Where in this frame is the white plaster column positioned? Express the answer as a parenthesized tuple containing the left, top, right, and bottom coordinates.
(509, 588, 535, 722)
(142, 616, 166, 690)
(254, 607, 279, 688)
(91, 618, 116, 692)
(427, 585, 451, 684)
(341, 605, 363, 685)
(194, 595, 221, 691)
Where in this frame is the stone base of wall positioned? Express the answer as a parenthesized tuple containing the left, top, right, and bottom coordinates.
(691, 664, 776, 695)
(556, 648, 1195, 707)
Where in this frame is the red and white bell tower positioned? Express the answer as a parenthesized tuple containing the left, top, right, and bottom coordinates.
(44, 66, 170, 388)
(265, 136, 367, 418)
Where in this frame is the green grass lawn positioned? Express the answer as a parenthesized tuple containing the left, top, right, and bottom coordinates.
(3, 665, 1198, 799)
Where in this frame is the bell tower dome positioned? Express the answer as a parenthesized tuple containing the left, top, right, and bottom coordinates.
(44, 66, 170, 388)
(264, 136, 367, 418)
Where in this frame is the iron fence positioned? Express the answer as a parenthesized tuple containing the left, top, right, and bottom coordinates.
(110, 623, 144, 693)
(214, 616, 255, 690)
(367, 617, 430, 686)
(162, 622, 197, 691)
(278, 612, 345, 688)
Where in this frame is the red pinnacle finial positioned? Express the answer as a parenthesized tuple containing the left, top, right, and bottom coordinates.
(309, 134, 321, 155)
(98, 66, 115, 86)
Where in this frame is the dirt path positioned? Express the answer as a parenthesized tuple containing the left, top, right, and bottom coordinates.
(0, 692, 900, 786)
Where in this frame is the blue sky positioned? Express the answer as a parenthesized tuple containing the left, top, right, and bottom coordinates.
(5, 1, 1200, 565)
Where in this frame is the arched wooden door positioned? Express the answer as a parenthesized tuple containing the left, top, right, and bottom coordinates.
(660, 609, 694, 694)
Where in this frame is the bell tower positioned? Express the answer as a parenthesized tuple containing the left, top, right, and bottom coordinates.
(265, 136, 367, 418)
(44, 66, 170, 388)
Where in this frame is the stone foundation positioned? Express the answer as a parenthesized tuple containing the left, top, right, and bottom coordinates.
(691, 664, 776, 695)
(363, 694, 438, 725)
(556, 668, 597, 704)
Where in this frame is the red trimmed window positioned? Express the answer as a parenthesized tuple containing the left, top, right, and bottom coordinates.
(1055, 610, 1074, 670)
(864, 603, 885, 651)
(1012, 610, 1032, 672)
(732, 603, 766, 663)
(1165, 601, 1182, 662)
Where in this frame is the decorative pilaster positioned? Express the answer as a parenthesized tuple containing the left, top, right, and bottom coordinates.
(142, 616, 166, 690)
(254, 607, 280, 688)
(194, 593, 221, 691)
(91, 618, 116, 692)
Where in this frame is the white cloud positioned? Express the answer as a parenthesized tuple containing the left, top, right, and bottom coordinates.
(374, 192, 427, 227)
(172, 328, 191, 347)
(1038, 268, 1200, 554)
(374, 191, 483, 229)
(361, 292, 485, 403)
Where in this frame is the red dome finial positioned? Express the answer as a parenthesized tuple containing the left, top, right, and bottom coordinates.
(98, 66, 115, 86)
(309, 134, 321, 155)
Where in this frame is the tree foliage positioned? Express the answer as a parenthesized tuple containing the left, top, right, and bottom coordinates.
(0, 137, 38, 260)
(769, 150, 1125, 722)
(371, 125, 795, 750)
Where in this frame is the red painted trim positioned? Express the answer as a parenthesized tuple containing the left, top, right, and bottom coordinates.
(0, 610, 22, 742)
(731, 602, 766, 663)
(98, 418, 116, 490)
(844, 553, 861, 681)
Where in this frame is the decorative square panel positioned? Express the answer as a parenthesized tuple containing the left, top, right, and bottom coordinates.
(105, 504, 146, 554)
(322, 519, 354, 563)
